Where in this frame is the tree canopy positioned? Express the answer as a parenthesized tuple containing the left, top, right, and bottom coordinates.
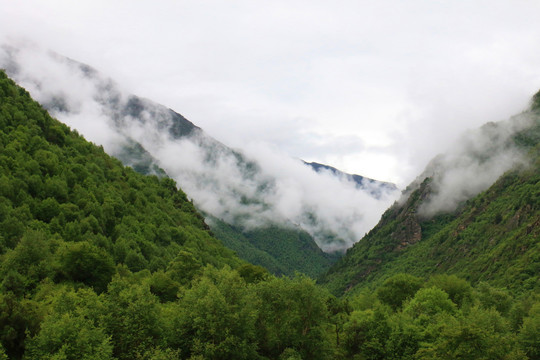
(0, 70, 538, 359)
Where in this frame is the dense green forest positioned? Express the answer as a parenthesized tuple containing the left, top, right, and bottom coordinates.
(207, 215, 338, 277)
(0, 70, 538, 359)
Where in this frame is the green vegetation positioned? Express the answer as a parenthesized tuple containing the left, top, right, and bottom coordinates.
(208, 216, 338, 277)
(320, 116, 540, 296)
(113, 139, 166, 177)
(113, 117, 337, 278)
(531, 89, 540, 112)
(0, 70, 538, 359)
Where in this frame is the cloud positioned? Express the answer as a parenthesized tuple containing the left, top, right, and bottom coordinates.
(115, 105, 400, 252)
(125, 118, 399, 252)
(2, 1, 540, 186)
(3, 0, 540, 250)
(0, 43, 126, 151)
(0, 42, 399, 252)
(415, 115, 533, 217)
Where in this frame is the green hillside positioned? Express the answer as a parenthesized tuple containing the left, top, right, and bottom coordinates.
(320, 111, 540, 296)
(0, 73, 241, 272)
(114, 137, 337, 277)
(208, 215, 338, 277)
(0, 69, 333, 360)
(1, 70, 538, 359)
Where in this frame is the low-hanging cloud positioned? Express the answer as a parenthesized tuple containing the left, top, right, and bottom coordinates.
(3, 1, 540, 188)
(0, 43, 126, 151)
(1, 42, 399, 252)
(414, 115, 533, 218)
(108, 96, 399, 252)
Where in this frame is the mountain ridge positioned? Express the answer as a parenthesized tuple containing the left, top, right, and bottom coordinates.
(1, 66, 538, 360)
(0, 43, 400, 276)
(319, 106, 540, 295)
(304, 161, 398, 198)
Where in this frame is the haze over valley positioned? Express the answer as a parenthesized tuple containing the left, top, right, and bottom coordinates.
(0, 43, 400, 254)
(1, 2, 539, 358)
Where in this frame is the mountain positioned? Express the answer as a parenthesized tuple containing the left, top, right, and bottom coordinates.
(0, 69, 240, 357)
(0, 70, 350, 360)
(207, 215, 340, 276)
(304, 161, 398, 198)
(0, 43, 399, 276)
(1, 68, 537, 360)
(320, 101, 540, 295)
(0, 69, 242, 273)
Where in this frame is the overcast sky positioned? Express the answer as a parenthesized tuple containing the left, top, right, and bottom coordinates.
(2, 0, 540, 186)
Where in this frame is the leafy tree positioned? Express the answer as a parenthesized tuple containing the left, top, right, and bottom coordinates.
(34, 149, 59, 176)
(0, 293, 43, 359)
(518, 302, 540, 359)
(148, 270, 180, 302)
(166, 250, 202, 285)
(43, 176, 68, 202)
(342, 307, 390, 359)
(376, 274, 423, 311)
(167, 266, 258, 360)
(279, 348, 303, 360)
(0, 344, 7, 360)
(326, 295, 352, 349)
(103, 276, 163, 360)
(0, 270, 26, 297)
(236, 263, 269, 284)
(254, 275, 331, 360)
(124, 249, 148, 272)
(415, 307, 524, 360)
(403, 287, 457, 323)
(426, 275, 473, 308)
(24, 313, 113, 360)
(385, 312, 422, 360)
(138, 347, 182, 360)
(475, 282, 514, 316)
(0, 215, 25, 248)
(34, 197, 60, 222)
(0, 230, 52, 290)
(54, 241, 115, 293)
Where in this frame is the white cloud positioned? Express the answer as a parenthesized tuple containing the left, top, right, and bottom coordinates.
(0, 43, 399, 251)
(416, 115, 534, 217)
(2, 1, 540, 186)
(2, 1, 540, 251)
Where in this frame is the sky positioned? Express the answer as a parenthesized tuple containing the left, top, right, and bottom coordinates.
(2, 0, 540, 186)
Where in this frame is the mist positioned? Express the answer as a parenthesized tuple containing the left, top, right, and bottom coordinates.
(415, 115, 534, 218)
(3, 1, 540, 188)
(0, 42, 399, 252)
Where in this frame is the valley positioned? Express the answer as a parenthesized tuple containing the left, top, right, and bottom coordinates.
(0, 48, 538, 359)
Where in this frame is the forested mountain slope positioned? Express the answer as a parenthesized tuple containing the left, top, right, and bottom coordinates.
(207, 215, 339, 276)
(320, 103, 540, 296)
(1, 44, 361, 276)
(0, 71, 240, 271)
(1, 70, 539, 360)
(0, 70, 333, 360)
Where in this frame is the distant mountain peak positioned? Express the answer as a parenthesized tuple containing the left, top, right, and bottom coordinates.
(303, 161, 398, 198)
(0, 42, 400, 260)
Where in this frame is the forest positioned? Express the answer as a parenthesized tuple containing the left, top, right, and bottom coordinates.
(0, 69, 538, 359)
